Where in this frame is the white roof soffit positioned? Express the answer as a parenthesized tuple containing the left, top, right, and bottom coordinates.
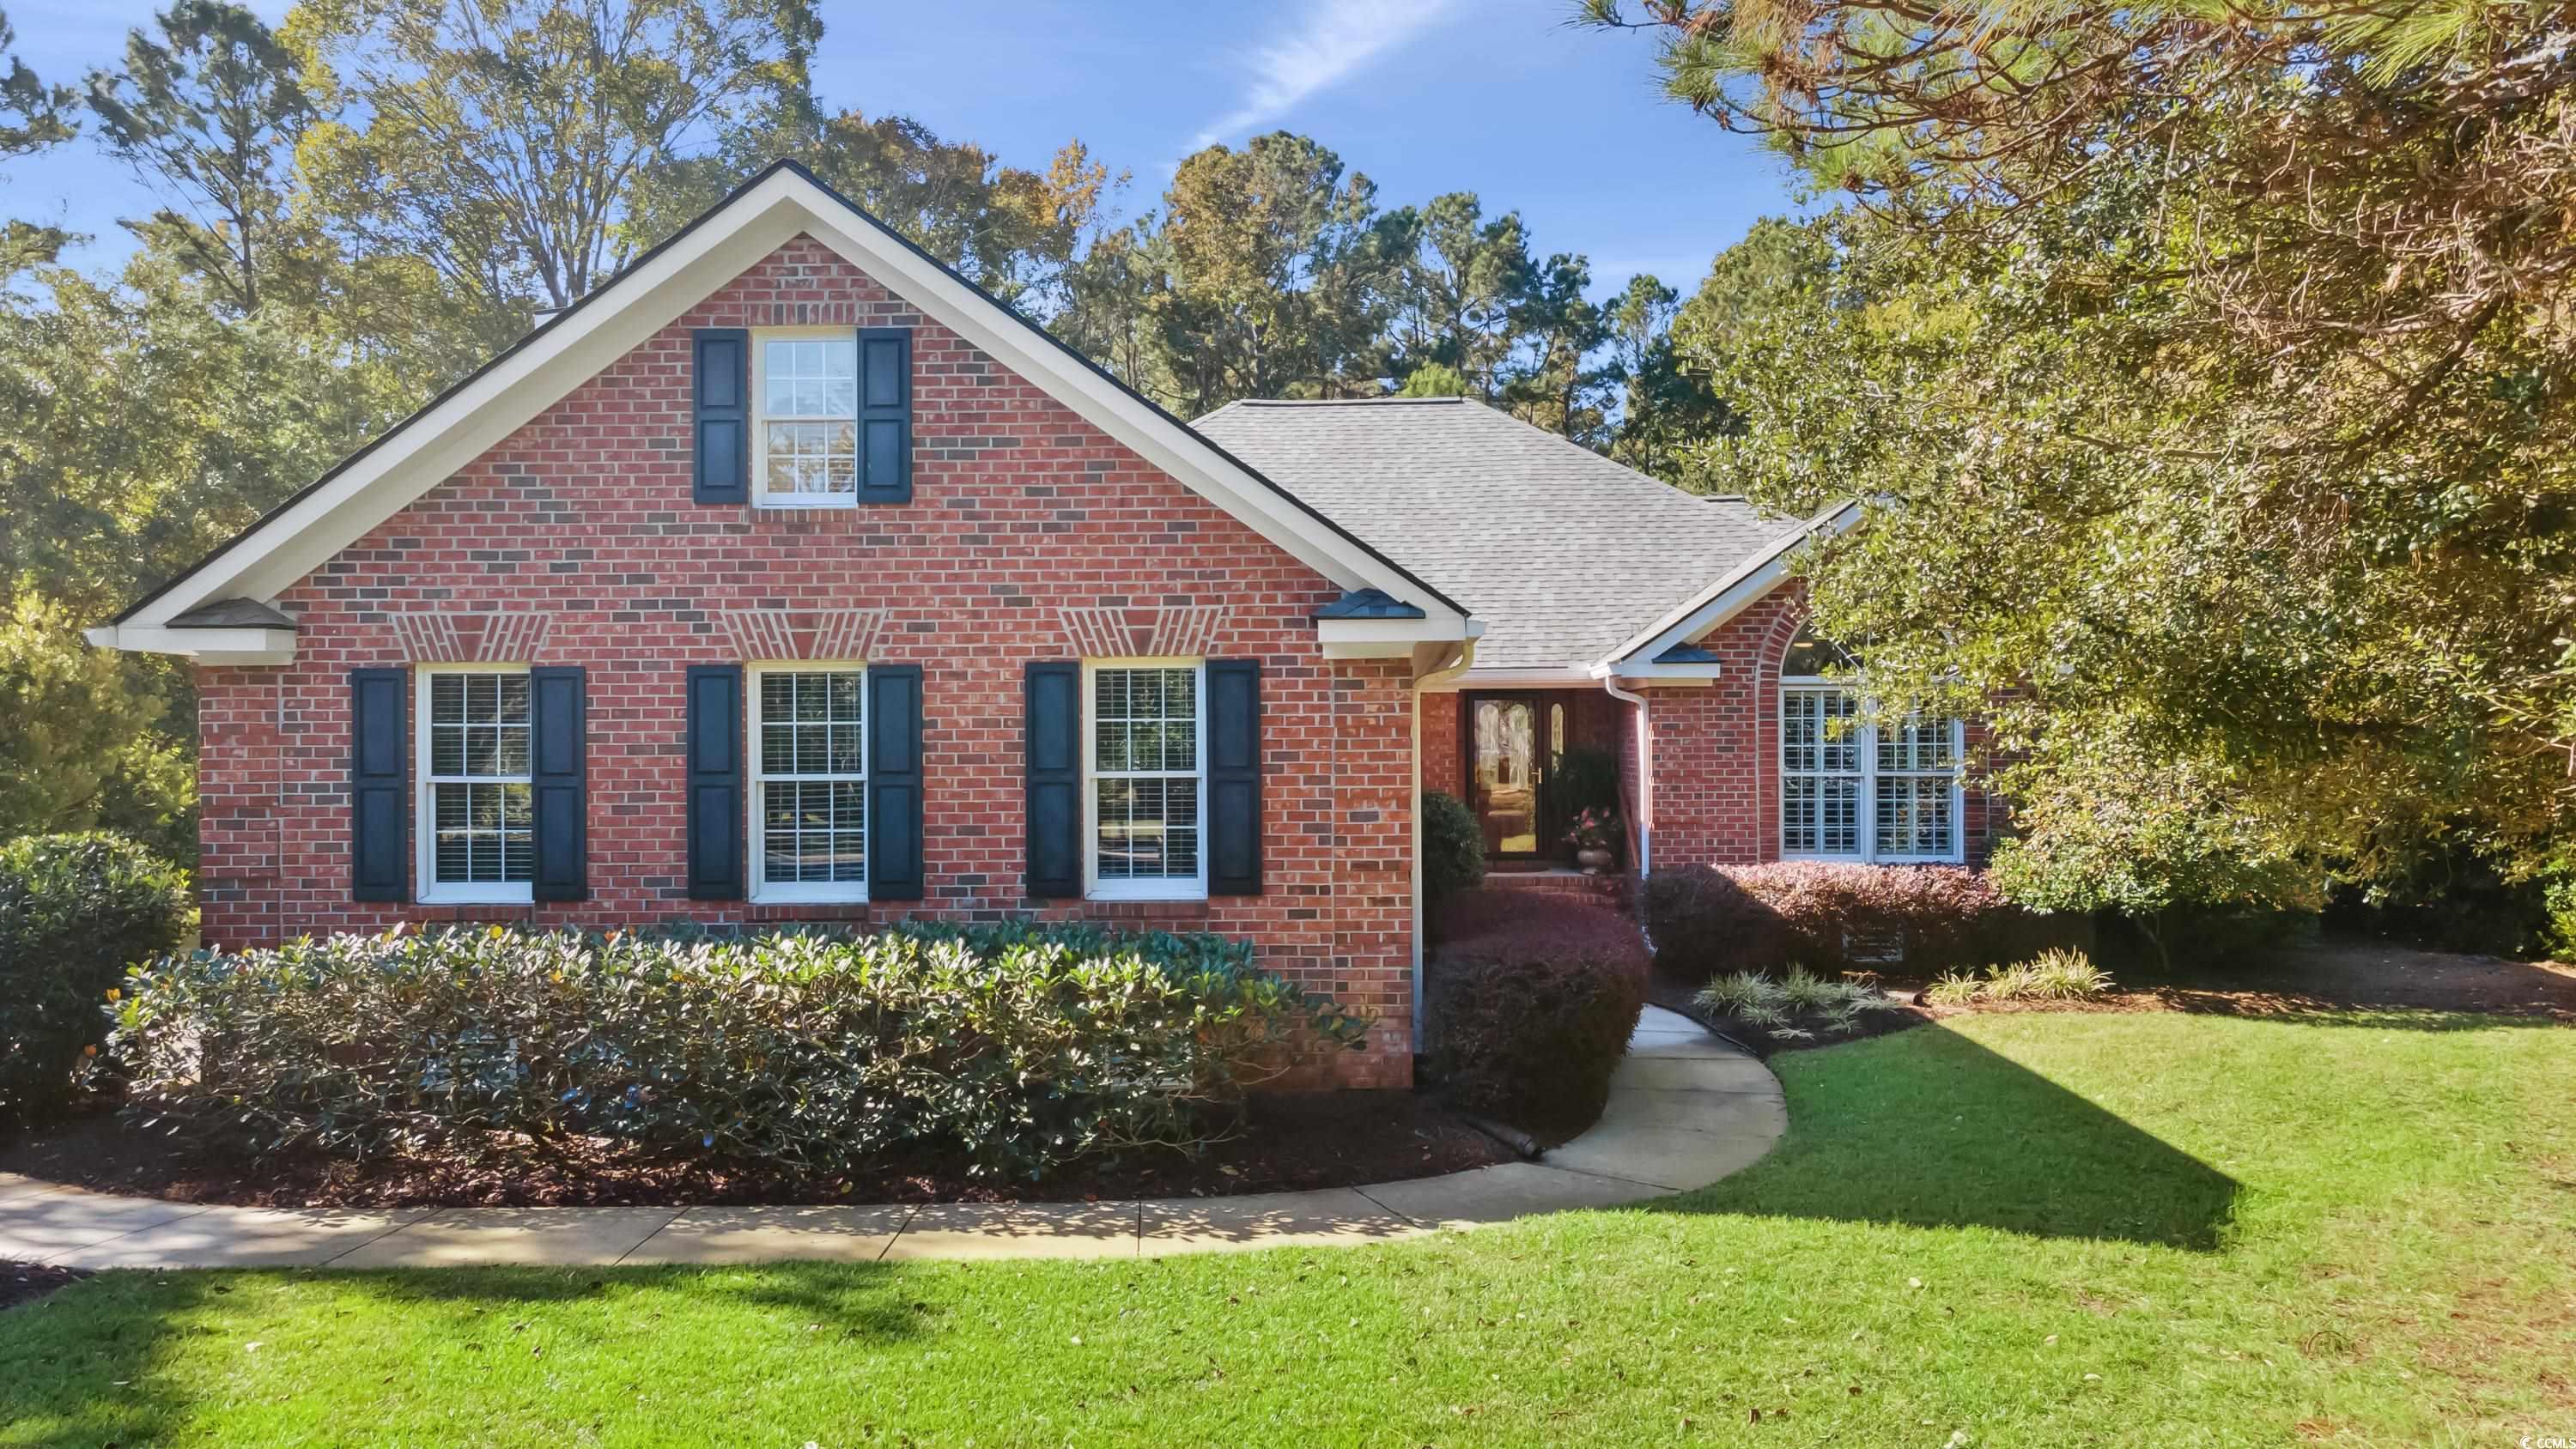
(1601, 499, 1866, 670)
(96, 164, 1470, 652)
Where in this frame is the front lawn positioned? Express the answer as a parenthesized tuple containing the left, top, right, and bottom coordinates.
(3, 1009, 2568, 1445)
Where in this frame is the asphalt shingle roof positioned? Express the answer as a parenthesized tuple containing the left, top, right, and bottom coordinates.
(1194, 397, 1807, 670)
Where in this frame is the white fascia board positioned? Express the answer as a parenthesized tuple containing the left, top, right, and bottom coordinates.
(114, 167, 1472, 640)
(1423, 664, 1598, 692)
(1593, 662, 1721, 685)
(88, 624, 296, 664)
(1601, 499, 1865, 669)
(1319, 616, 1480, 660)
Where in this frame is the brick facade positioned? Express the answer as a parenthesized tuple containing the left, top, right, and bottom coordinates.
(192, 235, 1417, 1087)
(1419, 586, 1995, 875)
(1637, 585, 1996, 870)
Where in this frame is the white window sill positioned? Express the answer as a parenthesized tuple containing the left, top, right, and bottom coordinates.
(418, 885, 533, 906)
(755, 495, 858, 510)
(1085, 882, 1209, 904)
(750, 886, 870, 906)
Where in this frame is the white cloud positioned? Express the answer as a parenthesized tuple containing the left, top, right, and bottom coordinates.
(1188, 0, 1462, 150)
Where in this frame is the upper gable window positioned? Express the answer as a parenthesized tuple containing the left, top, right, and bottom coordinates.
(756, 330, 860, 506)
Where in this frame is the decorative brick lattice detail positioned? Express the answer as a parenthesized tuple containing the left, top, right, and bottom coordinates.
(387, 610, 546, 663)
(1145, 604, 1229, 657)
(716, 609, 888, 662)
(1055, 607, 1134, 658)
(1057, 605, 1228, 658)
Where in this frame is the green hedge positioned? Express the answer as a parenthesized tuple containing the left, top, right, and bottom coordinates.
(105, 922, 1368, 1180)
(1422, 791, 1485, 915)
(0, 833, 191, 1133)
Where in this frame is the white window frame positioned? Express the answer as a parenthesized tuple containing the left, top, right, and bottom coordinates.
(746, 661, 870, 905)
(415, 662, 535, 906)
(1082, 657, 1209, 903)
(751, 326, 860, 511)
(1779, 675, 1966, 865)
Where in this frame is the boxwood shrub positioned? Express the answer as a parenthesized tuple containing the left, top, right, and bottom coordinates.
(0, 832, 191, 1134)
(103, 922, 1367, 1181)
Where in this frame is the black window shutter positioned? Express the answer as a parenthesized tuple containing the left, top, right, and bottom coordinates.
(855, 326, 912, 505)
(684, 664, 744, 899)
(693, 328, 749, 505)
(866, 664, 925, 900)
(349, 669, 407, 903)
(1206, 659, 1263, 895)
(1024, 661, 1082, 899)
(530, 666, 587, 902)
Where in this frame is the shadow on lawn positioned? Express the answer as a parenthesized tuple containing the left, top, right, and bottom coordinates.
(1663, 1022, 2244, 1251)
(0, 1263, 934, 1446)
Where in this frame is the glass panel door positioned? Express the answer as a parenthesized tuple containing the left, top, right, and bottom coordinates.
(1469, 695, 1541, 857)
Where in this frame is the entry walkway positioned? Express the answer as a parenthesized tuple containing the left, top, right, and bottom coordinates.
(0, 1007, 1783, 1268)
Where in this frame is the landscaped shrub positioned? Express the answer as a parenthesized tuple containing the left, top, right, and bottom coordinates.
(1923, 949, 2115, 1005)
(0, 832, 191, 1134)
(1425, 889, 1646, 1133)
(1690, 966, 1899, 1040)
(1422, 790, 1485, 914)
(101, 922, 1367, 1181)
(1645, 861, 2038, 979)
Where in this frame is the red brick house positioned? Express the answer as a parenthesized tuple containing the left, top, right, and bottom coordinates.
(89, 162, 1984, 1088)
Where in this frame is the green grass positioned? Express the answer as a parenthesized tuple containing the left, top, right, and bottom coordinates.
(3, 1010, 2569, 1446)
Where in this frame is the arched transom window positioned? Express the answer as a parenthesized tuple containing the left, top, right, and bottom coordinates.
(1778, 625, 1964, 862)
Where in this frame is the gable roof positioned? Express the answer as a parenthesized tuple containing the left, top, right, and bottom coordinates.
(1194, 397, 1815, 671)
(94, 160, 1468, 647)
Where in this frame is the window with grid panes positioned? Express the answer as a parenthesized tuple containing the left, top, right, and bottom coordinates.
(757, 333, 858, 505)
(751, 667, 866, 899)
(420, 669, 532, 898)
(1090, 664, 1203, 892)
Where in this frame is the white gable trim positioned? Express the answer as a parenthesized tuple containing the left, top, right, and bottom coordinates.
(93, 164, 1469, 657)
(1600, 500, 1865, 669)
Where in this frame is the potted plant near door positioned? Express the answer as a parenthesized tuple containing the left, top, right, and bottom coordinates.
(1565, 808, 1620, 875)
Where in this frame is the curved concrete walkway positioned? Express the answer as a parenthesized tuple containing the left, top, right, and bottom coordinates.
(0, 1007, 1783, 1268)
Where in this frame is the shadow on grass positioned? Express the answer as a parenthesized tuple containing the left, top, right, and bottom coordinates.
(1662, 1022, 2243, 1251)
(0, 1261, 937, 1446)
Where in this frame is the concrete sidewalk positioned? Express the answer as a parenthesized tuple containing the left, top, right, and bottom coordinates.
(0, 1006, 1782, 1268)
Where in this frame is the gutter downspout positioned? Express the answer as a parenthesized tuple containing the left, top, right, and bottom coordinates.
(1594, 669, 1651, 879)
(1412, 638, 1476, 1053)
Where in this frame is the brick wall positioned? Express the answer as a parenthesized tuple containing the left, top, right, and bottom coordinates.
(1641, 584, 1996, 870)
(1419, 690, 1460, 797)
(192, 235, 1417, 1087)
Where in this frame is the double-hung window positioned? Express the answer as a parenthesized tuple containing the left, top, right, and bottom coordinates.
(750, 664, 867, 901)
(1085, 660, 1206, 900)
(1781, 629, 1964, 863)
(418, 665, 533, 903)
(755, 330, 859, 507)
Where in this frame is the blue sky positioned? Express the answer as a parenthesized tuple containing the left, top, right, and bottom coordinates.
(4, 0, 1803, 298)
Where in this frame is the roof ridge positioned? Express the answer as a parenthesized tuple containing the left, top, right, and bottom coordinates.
(1225, 396, 1467, 407)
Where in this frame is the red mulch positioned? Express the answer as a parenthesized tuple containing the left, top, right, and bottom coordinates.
(1, 1260, 88, 1311)
(0, 1090, 1515, 1210)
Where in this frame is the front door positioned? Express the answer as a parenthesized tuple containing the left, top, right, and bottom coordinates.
(1466, 694, 1545, 858)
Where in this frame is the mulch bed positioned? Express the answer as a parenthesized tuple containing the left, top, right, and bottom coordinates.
(0, 1090, 1516, 1211)
(1650, 934, 2576, 1058)
(1, 1261, 88, 1311)
(1644, 975, 1932, 1058)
